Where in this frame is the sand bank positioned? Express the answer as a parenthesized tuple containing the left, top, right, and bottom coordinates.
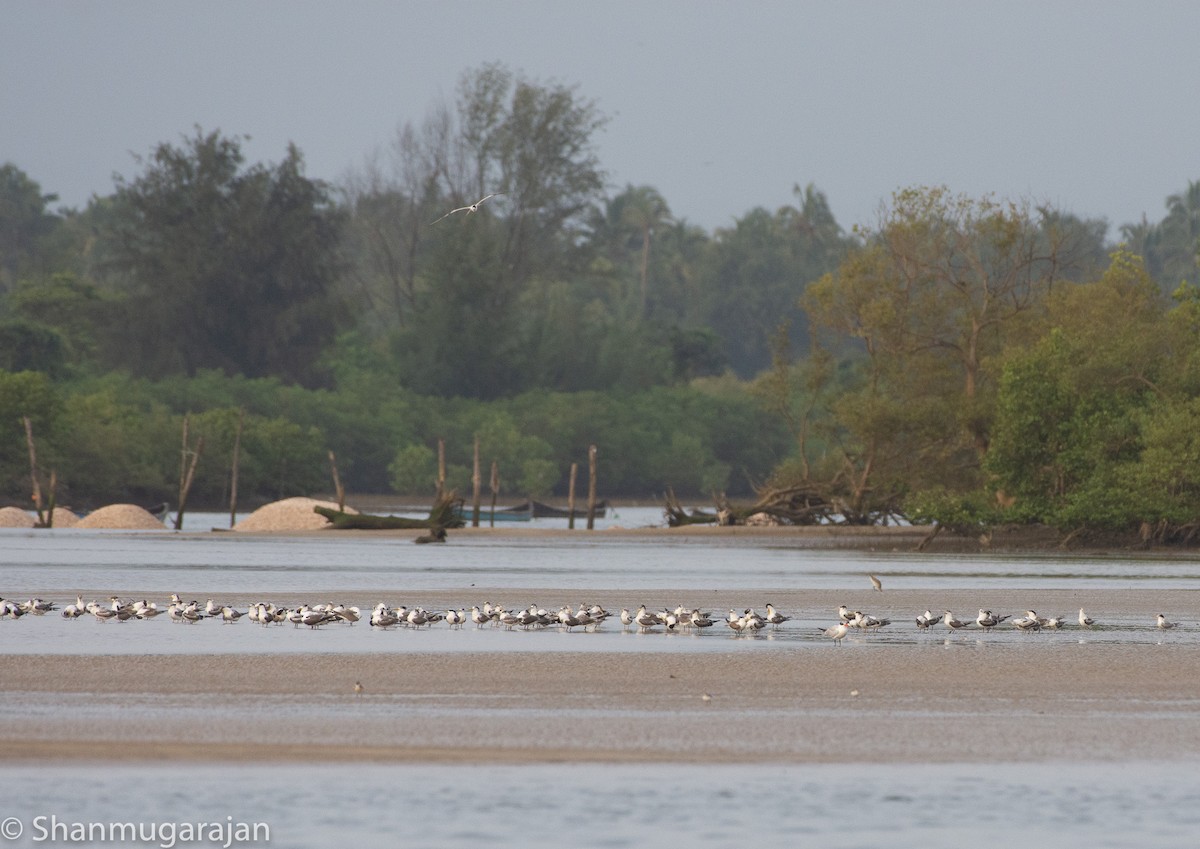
(3, 626, 1199, 765)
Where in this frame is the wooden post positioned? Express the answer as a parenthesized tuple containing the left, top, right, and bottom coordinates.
(567, 462, 578, 530)
(329, 450, 345, 512)
(586, 444, 598, 530)
(471, 436, 481, 527)
(229, 408, 244, 528)
(22, 416, 45, 526)
(489, 460, 499, 529)
(436, 439, 446, 499)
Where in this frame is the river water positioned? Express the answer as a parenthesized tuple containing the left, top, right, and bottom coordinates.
(1, 512, 1198, 846)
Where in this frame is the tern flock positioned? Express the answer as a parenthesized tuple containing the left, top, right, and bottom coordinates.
(0, 595, 1187, 640)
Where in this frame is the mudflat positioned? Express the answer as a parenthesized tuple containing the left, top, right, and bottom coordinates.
(4, 584, 1199, 764)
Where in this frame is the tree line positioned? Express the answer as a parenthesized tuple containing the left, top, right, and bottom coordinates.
(2, 62, 1199, 534)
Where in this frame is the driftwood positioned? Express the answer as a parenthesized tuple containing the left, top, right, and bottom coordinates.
(664, 487, 718, 527)
(313, 491, 464, 530)
(664, 482, 877, 527)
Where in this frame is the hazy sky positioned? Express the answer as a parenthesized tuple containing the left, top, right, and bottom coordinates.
(5, 1, 1199, 236)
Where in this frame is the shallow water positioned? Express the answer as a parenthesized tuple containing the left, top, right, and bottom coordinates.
(2, 524, 1200, 842)
(0, 761, 1197, 848)
(1, 517, 1198, 655)
(4, 508, 1200, 596)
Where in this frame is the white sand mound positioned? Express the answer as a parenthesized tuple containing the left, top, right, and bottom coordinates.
(233, 497, 357, 532)
(76, 504, 167, 530)
(0, 506, 36, 528)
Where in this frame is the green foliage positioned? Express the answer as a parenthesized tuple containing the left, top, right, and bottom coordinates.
(100, 129, 347, 385)
(984, 251, 1198, 530)
(0, 320, 69, 377)
(906, 487, 1002, 531)
(388, 444, 437, 495)
(0, 163, 61, 291)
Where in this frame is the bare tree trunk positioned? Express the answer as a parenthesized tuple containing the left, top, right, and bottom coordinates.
(174, 415, 204, 531)
(22, 416, 45, 526)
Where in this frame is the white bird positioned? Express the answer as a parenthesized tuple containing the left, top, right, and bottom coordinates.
(915, 609, 939, 629)
(976, 609, 1008, 630)
(634, 605, 660, 632)
(430, 193, 503, 224)
(1157, 613, 1177, 630)
(942, 610, 969, 631)
(852, 611, 890, 630)
(1079, 608, 1095, 628)
(0, 598, 25, 619)
(1012, 612, 1041, 632)
(221, 606, 244, 624)
(619, 608, 634, 629)
(822, 622, 850, 644)
(764, 603, 791, 627)
(134, 600, 161, 619)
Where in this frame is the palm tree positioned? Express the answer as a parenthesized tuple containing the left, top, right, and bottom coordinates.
(617, 185, 672, 318)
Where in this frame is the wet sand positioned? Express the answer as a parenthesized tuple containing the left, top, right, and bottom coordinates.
(4, 587, 1200, 764)
(4, 522, 1199, 765)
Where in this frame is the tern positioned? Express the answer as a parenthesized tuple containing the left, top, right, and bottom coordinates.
(1157, 613, 1177, 630)
(976, 609, 1008, 630)
(764, 603, 791, 627)
(915, 610, 940, 629)
(942, 611, 969, 631)
(1078, 608, 1095, 628)
(430, 193, 503, 224)
(1012, 612, 1041, 632)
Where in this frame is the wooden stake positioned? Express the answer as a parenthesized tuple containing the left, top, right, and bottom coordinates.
(436, 439, 446, 499)
(587, 444, 598, 530)
(229, 408, 245, 528)
(329, 450, 345, 512)
(471, 436, 481, 527)
(567, 462, 578, 530)
(489, 460, 499, 529)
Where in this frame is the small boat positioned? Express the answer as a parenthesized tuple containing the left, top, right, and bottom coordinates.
(453, 505, 533, 523)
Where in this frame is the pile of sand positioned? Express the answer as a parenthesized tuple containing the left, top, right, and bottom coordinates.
(0, 506, 79, 527)
(46, 507, 79, 527)
(75, 504, 167, 530)
(232, 497, 356, 532)
(0, 506, 36, 528)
